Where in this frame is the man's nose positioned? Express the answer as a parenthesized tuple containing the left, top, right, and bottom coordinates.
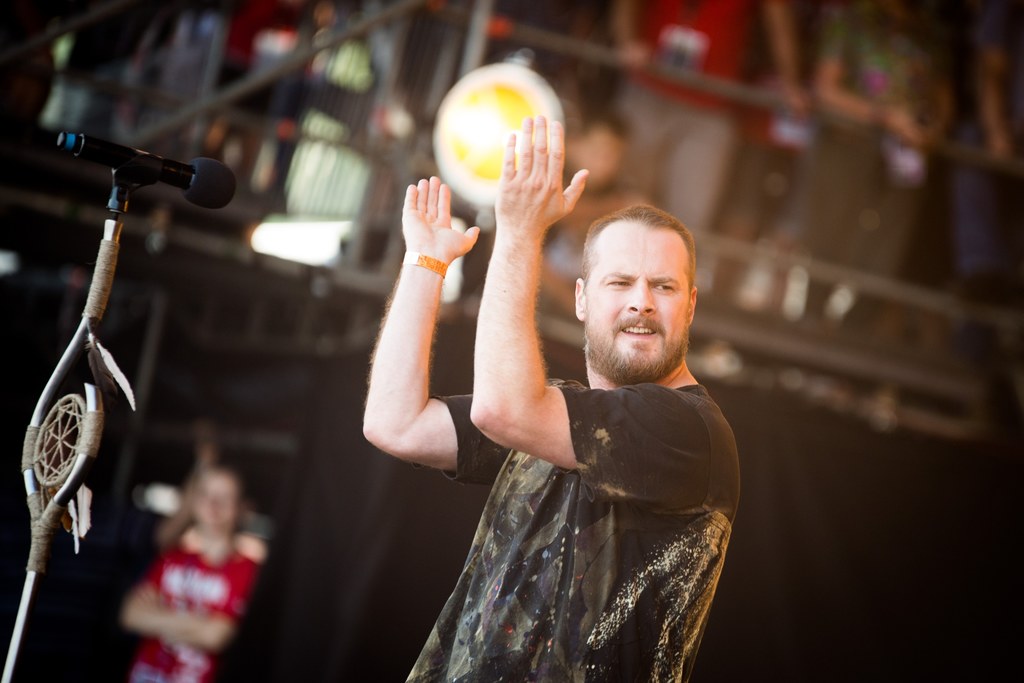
(628, 285, 655, 313)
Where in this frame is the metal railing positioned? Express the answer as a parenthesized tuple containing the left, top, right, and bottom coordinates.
(2, 0, 1022, 436)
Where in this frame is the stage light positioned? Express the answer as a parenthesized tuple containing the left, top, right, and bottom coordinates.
(434, 57, 564, 209)
(250, 216, 352, 266)
(0, 250, 20, 276)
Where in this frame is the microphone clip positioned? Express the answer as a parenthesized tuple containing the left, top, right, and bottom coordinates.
(107, 155, 164, 214)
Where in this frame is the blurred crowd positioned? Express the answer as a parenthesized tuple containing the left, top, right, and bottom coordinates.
(1, 0, 1022, 367)
(532, 0, 1023, 372)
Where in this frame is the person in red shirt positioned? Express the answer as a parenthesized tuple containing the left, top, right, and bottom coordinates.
(610, 0, 806, 237)
(120, 464, 260, 683)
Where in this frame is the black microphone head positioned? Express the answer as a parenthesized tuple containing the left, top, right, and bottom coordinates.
(184, 157, 236, 209)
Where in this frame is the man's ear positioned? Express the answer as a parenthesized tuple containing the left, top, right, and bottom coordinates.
(575, 278, 586, 321)
(688, 286, 698, 324)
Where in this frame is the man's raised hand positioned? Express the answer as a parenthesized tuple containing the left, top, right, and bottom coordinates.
(495, 116, 589, 239)
(403, 176, 480, 264)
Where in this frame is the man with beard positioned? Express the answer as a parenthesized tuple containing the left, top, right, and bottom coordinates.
(363, 116, 739, 682)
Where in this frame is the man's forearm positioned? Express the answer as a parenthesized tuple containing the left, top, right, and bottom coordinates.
(123, 598, 235, 652)
(469, 117, 585, 468)
(363, 266, 447, 460)
(163, 611, 235, 652)
(473, 233, 549, 419)
(472, 230, 577, 470)
(363, 178, 478, 468)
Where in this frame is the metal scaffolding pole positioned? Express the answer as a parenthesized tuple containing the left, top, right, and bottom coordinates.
(0, 0, 144, 68)
(458, 0, 495, 77)
(131, 0, 430, 148)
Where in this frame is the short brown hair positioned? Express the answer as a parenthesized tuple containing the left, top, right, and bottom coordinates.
(581, 205, 696, 286)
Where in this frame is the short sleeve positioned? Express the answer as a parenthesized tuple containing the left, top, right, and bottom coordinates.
(559, 383, 723, 514)
(440, 394, 511, 485)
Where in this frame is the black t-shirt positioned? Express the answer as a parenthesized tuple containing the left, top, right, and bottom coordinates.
(408, 381, 740, 682)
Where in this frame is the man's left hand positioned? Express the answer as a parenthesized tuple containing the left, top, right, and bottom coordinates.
(495, 116, 588, 241)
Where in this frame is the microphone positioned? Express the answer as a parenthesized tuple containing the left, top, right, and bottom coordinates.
(56, 132, 236, 209)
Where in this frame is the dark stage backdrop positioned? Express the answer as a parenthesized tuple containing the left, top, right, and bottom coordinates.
(215, 319, 1023, 683)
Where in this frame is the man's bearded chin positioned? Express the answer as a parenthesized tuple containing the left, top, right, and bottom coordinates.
(584, 320, 690, 386)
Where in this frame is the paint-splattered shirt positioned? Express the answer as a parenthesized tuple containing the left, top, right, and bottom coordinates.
(408, 381, 740, 682)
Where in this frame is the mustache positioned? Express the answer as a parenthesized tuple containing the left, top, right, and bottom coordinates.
(616, 316, 664, 335)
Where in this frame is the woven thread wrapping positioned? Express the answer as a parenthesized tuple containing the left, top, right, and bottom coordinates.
(21, 424, 39, 474)
(22, 426, 42, 523)
(78, 406, 105, 459)
(84, 239, 118, 321)
(27, 503, 66, 574)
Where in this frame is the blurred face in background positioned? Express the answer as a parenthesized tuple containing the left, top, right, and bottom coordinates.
(193, 468, 242, 539)
(567, 123, 626, 192)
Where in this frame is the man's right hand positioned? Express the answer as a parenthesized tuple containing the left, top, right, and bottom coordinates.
(403, 176, 480, 265)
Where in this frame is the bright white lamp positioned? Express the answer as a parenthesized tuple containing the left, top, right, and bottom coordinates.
(250, 216, 352, 266)
(433, 59, 564, 208)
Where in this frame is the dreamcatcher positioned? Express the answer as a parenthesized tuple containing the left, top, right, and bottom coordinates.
(2, 215, 134, 683)
(3, 130, 233, 682)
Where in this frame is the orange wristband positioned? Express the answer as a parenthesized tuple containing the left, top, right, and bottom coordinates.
(403, 251, 447, 278)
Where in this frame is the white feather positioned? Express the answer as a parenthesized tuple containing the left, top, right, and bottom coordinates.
(93, 337, 137, 411)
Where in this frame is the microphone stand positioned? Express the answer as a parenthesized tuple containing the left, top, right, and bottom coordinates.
(2, 159, 158, 683)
